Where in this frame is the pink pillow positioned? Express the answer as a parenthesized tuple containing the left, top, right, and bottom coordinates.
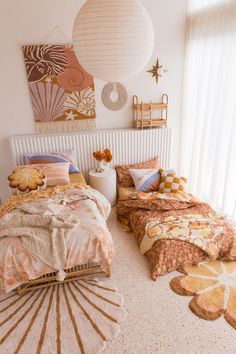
(26, 162, 70, 187)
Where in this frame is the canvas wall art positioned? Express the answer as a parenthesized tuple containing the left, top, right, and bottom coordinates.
(22, 44, 96, 133)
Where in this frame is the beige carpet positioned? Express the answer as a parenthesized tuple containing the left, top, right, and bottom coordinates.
(104, 208, 236, 354)
(0, 278, 126, 354)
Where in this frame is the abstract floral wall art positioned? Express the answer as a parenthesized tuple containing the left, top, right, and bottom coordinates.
(22, 44, 96, 133)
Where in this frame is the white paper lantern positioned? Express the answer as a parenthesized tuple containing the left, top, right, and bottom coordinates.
(72, 0, 155, 82)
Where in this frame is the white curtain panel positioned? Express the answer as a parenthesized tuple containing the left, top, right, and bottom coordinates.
(180, 0, 236, 222)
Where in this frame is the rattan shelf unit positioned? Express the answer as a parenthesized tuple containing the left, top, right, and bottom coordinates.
(133, 94, 168, 129)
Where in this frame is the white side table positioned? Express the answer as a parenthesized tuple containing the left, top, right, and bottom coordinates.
(89, 168, 117, 206)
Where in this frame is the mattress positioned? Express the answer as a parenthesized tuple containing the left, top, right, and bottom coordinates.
(45, 173, 87, 191)
(69, 172, 86, 185)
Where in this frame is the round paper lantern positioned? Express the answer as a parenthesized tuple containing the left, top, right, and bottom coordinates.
(72, 0, 155, 82)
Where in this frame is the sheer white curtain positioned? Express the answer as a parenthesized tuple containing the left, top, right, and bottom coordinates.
(180, 0, 236, 222)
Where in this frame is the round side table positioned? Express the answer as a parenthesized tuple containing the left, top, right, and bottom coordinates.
(89, 168, 117, 206)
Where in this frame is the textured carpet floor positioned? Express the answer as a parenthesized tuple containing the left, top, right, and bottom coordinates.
(104, 208, 236, 354)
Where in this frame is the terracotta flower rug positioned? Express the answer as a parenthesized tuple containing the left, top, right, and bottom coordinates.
(170, 260, 236, 329)
(0, 278, 126, 354)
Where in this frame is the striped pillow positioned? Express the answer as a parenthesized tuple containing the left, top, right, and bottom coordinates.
(129, 168, 175, 192)
(25, 150, 79, 173)
(26, 162, 70, 187)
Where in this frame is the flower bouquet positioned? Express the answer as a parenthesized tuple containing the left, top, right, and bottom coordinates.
(93, 148, 112, 172)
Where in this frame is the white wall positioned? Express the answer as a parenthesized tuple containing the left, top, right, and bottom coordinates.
(0, 0, 187, 200)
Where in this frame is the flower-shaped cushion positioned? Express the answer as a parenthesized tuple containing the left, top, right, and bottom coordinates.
(8, 167, 46, 193)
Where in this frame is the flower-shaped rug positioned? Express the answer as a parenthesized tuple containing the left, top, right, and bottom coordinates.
(0, 278, 127, 353)
(170, 260, 236, 329)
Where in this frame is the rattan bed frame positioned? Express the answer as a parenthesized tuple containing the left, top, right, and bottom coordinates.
(9, 128, 171, 294)
(17, 263, 111, 295)
(9, 129, 171, 295)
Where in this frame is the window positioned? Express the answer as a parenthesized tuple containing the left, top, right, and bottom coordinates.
(180, 0, 236, 221)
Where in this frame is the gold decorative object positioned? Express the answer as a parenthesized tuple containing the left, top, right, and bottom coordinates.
(133, 94, 168, 130)
(147, 58, 168, 84)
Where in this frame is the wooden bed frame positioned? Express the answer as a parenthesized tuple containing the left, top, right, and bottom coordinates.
(17, 262, 111, 295)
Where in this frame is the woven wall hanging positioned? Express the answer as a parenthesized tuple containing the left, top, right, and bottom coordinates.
(22, 44, 96, 133)
(101, 83, 128, 111)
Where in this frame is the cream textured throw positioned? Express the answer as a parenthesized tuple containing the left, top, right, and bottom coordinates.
(0, 213, 79, 281)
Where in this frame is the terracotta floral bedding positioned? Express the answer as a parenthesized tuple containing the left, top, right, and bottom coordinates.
(116, 187, 236, 280)
(0, 184, 113, 292)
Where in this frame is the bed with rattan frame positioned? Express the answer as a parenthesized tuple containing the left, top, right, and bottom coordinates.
(17, 263, 111, 295)
(9, 129, 171, 295)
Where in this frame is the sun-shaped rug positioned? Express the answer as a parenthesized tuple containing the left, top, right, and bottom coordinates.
(0, 278, 127, 354)
(170, 260, 236, 329)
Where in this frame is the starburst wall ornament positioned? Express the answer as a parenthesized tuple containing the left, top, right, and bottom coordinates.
(147, 58, 168, 84)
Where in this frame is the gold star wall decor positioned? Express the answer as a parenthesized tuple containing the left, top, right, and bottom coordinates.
(147, 58, 168, 84)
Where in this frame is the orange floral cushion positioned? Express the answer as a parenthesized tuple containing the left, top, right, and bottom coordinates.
(158, 169, 187, 194)
(9, 162, 70, 190)
(115, 157, 159, 188)
(8, 167, 46, 194)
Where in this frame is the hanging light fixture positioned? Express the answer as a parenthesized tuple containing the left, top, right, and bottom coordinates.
(72, 0, 154, 83)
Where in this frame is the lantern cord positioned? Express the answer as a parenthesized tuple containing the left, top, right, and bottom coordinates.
(42, 25, 71, 44)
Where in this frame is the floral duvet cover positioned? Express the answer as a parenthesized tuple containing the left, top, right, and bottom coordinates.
(0, 184, 113, 292)
(116, 187, 236, 279)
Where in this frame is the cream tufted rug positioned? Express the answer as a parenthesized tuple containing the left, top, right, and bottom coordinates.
(0, 278, 126, 354)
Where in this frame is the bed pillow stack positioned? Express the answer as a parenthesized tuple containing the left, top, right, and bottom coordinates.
(115, 157, 159, 188)
(8, 162, 71, 194)
(25, 150, 79, 174)
(25, 162, 71, 187)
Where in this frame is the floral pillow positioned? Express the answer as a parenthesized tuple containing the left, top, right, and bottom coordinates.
(115, 157, 159, 188)
(8, 167, 47, 194)
(158, 169, 187, 194)
(25, 150, 79, 173)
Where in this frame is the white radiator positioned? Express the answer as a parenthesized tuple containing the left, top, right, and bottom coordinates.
(9, 128, 172, 181)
